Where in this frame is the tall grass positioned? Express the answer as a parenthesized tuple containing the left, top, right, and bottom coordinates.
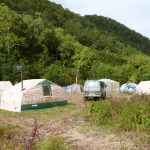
(0, 123, 25, 149)
(36, 137, 68, 150)
(87, 98, 150, 132)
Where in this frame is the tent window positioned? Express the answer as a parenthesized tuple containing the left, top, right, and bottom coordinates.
(43, 86, 51, 96)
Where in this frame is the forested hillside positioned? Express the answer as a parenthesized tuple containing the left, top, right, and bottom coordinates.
(0, 0, 150, 85)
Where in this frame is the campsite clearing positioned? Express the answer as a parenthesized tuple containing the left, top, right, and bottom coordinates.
(0, 94, 150, 150)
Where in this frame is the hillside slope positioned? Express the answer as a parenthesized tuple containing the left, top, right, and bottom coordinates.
(0, 0, 150, 84)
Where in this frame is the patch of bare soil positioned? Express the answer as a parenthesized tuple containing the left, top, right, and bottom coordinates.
(64, 129, 135, 150)
(66, 92, 85, 106)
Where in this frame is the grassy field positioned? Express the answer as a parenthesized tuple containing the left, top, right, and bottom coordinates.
(0, 94, 150, 150)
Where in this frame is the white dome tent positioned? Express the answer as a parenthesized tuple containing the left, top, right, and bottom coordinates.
(120, 83, 137, 93)
(136, 81, 150, 95)
(99, 79, 120, 95)
(65, 83, 82, 93)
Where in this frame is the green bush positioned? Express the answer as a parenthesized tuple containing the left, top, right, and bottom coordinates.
(87, 99, 150, 132)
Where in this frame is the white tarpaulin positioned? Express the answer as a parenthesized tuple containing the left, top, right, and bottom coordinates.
(65, 83, 82, 93)
(99, 79, 120, 95)
(0, 81, 13, 99)
(1, 79, 66, 112)
(136, 81, 150, 95)
(1, 79, 45, 112)
(120, 83, 137, 93)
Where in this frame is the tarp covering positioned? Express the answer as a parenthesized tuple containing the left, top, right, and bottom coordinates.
(1, 79, 66, 112)
(136, 81, 150, 95)
(120, 83, 137, 93)
(0, 81, 13, 98)
(65, 83, 82, 93)
(5, 79, 45, 93)
(99, 79, 120, 95)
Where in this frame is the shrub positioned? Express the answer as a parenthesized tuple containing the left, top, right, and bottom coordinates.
(87, 99, 150, 132)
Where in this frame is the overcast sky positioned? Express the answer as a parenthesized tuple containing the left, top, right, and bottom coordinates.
(51, 0, 150, 39)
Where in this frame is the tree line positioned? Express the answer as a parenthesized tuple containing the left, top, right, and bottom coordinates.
(0, 0, 150, 85)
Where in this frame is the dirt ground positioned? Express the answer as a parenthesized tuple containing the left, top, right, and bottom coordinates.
(0, 93, 149, 150)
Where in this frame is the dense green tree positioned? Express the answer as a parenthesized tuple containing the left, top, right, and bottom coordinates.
(0, 4, 60, 82)
(43, 62, 72, 85)
(0, 1, 150, 85)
